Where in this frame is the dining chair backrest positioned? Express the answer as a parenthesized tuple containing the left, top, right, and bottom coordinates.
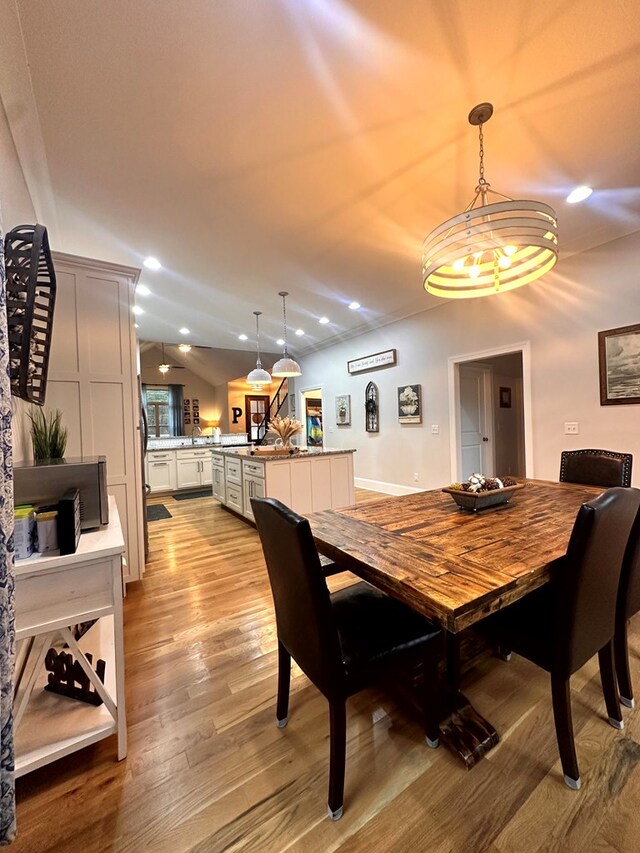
(559, 448, 633, 488)
(251, 496, 345, 698)
(554, 487, 640, 677)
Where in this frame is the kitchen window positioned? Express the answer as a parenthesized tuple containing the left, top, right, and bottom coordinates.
(145, 387, 171, 437)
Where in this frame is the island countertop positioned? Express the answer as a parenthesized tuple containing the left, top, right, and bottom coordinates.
(210, 446, 356, 461)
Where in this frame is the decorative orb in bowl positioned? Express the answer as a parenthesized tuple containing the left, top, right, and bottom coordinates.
(442, 475, 525, 511)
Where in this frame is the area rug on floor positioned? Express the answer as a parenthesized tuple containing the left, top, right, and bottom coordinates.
(147, 504, 173, 521)
(172, 489, 212, 501)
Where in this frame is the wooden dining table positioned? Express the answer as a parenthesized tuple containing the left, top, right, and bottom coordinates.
(306, 479, 602, 767)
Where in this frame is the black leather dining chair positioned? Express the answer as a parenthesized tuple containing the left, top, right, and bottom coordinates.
(559, 448, 633, 488)
(615, 508, 640, 708)
(251, 496, 443, 820)
(479, 486, 640, 789)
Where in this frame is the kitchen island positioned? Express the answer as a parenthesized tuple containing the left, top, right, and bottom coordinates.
(211, 447, 356, 522)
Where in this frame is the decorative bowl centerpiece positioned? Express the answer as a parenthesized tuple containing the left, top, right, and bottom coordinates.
(442, 474, 525, 511)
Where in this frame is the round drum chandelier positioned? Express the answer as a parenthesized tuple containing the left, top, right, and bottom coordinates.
(422, 103, 558, 299)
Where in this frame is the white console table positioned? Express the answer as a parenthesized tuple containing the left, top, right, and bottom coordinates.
(13, 496, 127, 777)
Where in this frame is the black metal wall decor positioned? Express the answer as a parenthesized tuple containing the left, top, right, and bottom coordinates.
(365, 381, 379, 432)
(4, 224, 57, 405)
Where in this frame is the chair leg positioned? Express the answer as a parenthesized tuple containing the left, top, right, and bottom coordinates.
(614, 620, 635, 709)
(550, 673, 581, 789)
(328, 700, 347, 821)
(497, 644, 512, 662)
(276, 641, 291, 728)
(598, 641, 624, 729)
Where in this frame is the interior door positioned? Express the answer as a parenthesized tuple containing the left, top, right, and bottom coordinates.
(245, 395, 270, 443)
(458, 365, 493, 479)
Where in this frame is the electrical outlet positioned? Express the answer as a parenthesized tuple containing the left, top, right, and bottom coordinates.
(414, 472, 419, 482)
(431, 424, 439, 435)
(564, 422, 579, 435)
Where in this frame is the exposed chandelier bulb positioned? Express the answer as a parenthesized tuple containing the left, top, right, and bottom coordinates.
(178, 343, 192, 353)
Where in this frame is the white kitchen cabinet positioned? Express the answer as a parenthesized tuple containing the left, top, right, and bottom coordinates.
(176, 448, 213, 490)
(146, 450, 177, 493)
(240, 459, 266, 522)
(212, 454, 225, 502)
(212, 451, 355, 520)
(43, 253, 145, 582)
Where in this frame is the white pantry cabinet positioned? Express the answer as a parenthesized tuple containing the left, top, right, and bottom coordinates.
(45, 252, 145, 582)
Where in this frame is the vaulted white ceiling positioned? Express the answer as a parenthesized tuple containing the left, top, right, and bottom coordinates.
(3, 0, 640, 355)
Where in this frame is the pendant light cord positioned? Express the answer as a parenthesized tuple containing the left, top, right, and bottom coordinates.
(279, 291, 289, 355)
(254, 311, 263, 367)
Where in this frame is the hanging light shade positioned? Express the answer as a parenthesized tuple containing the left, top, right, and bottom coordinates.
(272, 291, 302, 378)
(422, 103, 558, 299)
(158, 343, 170, 374)
(178, 343, 192, 353)
(246, 310, 272, 387)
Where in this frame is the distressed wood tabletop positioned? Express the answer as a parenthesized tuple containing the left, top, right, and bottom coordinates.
(308, 480, 601, 633)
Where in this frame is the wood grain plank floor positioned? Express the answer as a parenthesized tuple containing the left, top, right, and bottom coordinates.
(11, 489, 640, 852)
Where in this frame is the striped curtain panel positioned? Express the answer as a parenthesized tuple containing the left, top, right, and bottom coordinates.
(0, 218, 16, 843)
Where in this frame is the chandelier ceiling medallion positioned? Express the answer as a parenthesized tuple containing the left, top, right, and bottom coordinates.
(246, 310, 272, 389)
(422, 103, 558, 299)
(272, 291, 302, 378)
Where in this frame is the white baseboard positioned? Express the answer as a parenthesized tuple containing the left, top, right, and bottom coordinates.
(354, 477, 425, 497)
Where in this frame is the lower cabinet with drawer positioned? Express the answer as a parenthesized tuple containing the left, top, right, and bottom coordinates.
(225, 481, 244, 514)
(147, 452, 177, 493)
(211, 454, 225, 502)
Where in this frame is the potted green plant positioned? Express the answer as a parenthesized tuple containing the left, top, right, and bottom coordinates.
(28, 407, 68, 461)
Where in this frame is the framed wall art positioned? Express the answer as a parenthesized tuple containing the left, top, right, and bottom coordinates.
(335, 394, 351, 425)
(397, 384, 421, 423)
(598, 323, 640, 405)
(499, 387, 512, 408)
(365, 382, 379, 432)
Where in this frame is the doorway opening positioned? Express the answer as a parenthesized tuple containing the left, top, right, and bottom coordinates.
(300, 388, 323, 447)
(449, 343, 532, 482)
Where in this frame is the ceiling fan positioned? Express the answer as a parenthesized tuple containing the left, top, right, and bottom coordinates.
(157, 343, 186, 374)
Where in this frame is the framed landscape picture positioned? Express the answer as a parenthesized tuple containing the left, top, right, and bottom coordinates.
(335, 394, 351, 425)
(397, 384, 421, 423)
(598, 323, 640, 405)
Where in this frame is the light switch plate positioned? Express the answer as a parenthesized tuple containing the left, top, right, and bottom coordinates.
(431, 424, 439, 435)
(564, 422, 579, 435)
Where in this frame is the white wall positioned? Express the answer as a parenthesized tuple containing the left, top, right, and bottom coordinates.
(293, 231, 640, 490)
(0, 98, 35, 227)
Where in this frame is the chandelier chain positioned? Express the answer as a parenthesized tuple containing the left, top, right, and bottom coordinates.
(478, 122, 487, 186)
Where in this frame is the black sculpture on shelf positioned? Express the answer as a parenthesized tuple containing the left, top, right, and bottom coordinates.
(44, 647, 106, 706)
(365, 381, 379, 432)
(4, 224, 57, 405)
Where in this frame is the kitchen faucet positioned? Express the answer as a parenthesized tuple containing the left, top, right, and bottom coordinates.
(191, 425, 202, 444)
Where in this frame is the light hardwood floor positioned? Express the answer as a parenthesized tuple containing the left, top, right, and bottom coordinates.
(12, 490, 640, 852)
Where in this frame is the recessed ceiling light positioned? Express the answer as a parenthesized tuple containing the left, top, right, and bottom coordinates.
(348, 301, 361, 310)
(276, 338, 285, 347)
(178, 343, 192, 353)
(132, 305, 144, 315)
(318, 316, 329, 325)
(143, 256, 162, 270)
(238, 333, 248, 341)
(136, 284, 151, 296)
(566, 186, 593, 204)
(295, 329, 305, 336)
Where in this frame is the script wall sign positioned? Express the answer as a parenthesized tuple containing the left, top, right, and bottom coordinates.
(347, 349, 397, 375)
